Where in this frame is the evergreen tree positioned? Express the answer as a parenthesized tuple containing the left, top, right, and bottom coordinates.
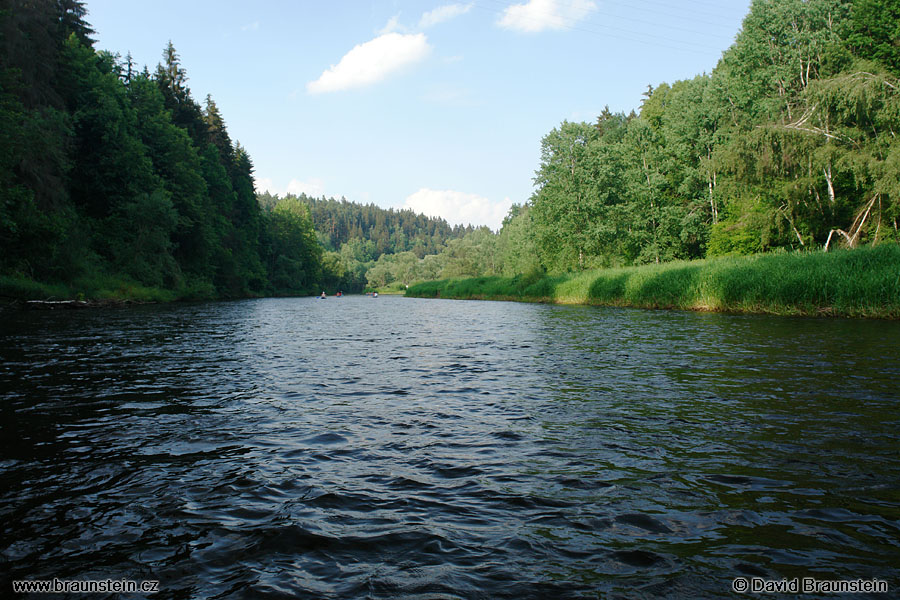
(155, 41, 205, 142)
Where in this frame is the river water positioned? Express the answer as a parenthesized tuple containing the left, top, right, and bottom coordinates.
(1, 296, 898, 598)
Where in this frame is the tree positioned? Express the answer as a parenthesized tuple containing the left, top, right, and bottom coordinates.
(530, 121, 604, 271)
(57, 0, 95, 47)
(265, 197, 322, 294)
(848, 0, 900, 75)
(497, 204, 541, 276)
(203, 94, 233, 161)
(155, 41, 205, 142)
(228, 143, 266, 292)
(127, 72, 213, 283)
(59, 37, 175, 282)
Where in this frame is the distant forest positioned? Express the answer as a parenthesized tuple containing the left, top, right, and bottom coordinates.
(257, 192, 477, 292)
(2, 0, 898, 300)
(258, 193, 476, 258)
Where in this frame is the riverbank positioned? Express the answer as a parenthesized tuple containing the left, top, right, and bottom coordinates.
(0, 273, 217, 306)
(405, 245, 900, 319)
(0, 272, 365, 310)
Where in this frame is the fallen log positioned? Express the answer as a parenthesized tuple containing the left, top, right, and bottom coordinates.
(24, 300, 91, 309)
(22, 299, 139, 309)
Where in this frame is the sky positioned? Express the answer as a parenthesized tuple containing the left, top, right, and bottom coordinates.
(85, 0, 751, 231)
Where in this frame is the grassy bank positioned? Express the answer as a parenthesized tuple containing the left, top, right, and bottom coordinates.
(0, 273, 219, 305)
(405, 245, 900, 319)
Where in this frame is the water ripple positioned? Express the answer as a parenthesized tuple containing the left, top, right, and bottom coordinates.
(1, 297, 898, 598)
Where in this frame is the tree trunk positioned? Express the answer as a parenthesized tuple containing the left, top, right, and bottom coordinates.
(823, 229, 838, 252)
(823, 166, 835, 204)
(707, 148, 718, 224)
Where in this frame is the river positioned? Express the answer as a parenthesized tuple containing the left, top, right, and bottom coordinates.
(1, 296, 898, 598)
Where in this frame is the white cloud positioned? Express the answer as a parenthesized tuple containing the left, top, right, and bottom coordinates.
(378, 14, 405, 35)
(255, 177, 277, 195)
(403, 188, 511, 230)
(287, 178, 325, 197)
(255, 177, 325, 198)
(419, 3, 473, 29)
(497, 0, 597, 33)
(241, 21, 259, 32)
(307, 33, 431, 94)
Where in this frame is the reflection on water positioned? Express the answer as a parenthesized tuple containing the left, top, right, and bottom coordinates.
(1, 297, 898, 598)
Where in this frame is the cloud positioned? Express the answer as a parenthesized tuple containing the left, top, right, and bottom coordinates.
(287, 178, 325, 197)
(378, 14, 405, 35)
(403, 188, 511, 230)
(497, 0, 597, 33)
(255, 177, 277, 194)
(241, 21, 259, 32)
(255, 177, 325, 198)
(307, 33, 431, 94)
(419, 3, 473, 29)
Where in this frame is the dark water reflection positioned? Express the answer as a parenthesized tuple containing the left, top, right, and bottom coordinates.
(1, 297, 898, 598)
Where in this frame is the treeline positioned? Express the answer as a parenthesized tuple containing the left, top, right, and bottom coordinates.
(258, 193, 474, 258)
(1, 1, 322, 299)
(5, 0, 897, 302)
(374, 0, 900, 287)
(256, 192, 479, 293)
(525, 0, 900, 271)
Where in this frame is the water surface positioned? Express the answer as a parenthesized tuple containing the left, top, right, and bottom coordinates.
(1, 296, 898, 598)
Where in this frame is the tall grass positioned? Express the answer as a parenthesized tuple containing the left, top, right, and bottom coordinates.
(0, 273, 212, 303)
(406, 245, 900, 319)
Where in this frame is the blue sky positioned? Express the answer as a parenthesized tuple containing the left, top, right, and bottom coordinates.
(86, 0, 750, 230)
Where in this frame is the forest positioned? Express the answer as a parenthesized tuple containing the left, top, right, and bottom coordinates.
(1, 0, 336, 299)
(256, 193, 476, 293)
(2, 0, 898, 301)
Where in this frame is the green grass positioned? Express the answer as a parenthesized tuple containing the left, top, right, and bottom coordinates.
(405, 244, 900, 319)
(0, 273, 204, 304)
(0, 275, 73, 301)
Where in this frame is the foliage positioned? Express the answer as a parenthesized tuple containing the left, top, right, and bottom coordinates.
(848, 0, 900, 75)
(263, 198, 321, 295)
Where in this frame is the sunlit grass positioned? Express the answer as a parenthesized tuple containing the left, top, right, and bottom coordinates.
(406, 244, 900, 319)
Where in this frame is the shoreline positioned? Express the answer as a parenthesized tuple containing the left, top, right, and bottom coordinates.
(405, 292, 866, 319)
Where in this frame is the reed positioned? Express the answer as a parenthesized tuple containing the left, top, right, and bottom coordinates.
(405, 244, 900, 319)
